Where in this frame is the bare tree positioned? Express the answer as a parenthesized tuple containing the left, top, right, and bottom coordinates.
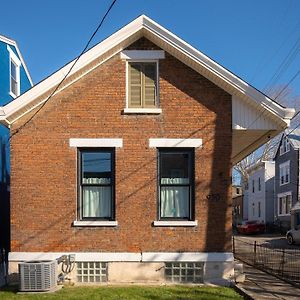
(233, 86, 300, 184)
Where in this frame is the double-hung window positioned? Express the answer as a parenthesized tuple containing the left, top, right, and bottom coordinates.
(280, 137, 290, 155)
(7, 45, 21, 97)
(158, 149, 194, 220)
(279, 161, 290, 185)
(128, 62, 157, 108)
(278, 193, 292, 216)
(79, 149, 115, 220)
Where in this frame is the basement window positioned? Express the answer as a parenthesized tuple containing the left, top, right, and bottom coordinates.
(165, 262, 204, 283)
(76, 262, 107, 283)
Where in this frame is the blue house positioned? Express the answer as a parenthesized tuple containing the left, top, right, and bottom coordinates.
(0, 34, 32, 253)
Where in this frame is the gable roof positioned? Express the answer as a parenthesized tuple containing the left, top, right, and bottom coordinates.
(274, 129, 300, 159)
(287, 129, 300, 149)
(0, 34, 33, 86)
(0, 15, 295, 128)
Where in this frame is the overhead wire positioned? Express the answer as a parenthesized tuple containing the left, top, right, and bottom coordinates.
(8, 0, 118, 143)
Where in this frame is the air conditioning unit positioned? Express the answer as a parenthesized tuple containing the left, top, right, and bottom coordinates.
(19, 260, 57, 292)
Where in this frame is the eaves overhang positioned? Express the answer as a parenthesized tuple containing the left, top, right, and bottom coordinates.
(0, 34, 33, 87)
(0, 15, 295, 136)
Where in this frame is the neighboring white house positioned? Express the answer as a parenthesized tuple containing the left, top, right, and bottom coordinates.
(247, 161, 275, 225)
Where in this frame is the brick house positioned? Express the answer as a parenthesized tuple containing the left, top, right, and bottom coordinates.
(0, 15, 295, 285)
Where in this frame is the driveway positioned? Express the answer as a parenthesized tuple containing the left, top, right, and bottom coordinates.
(234, 233, 300, 250)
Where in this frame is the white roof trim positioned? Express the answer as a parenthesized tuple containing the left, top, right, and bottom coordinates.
(0, 15, 294, 126)
(0, 34, 33, 86)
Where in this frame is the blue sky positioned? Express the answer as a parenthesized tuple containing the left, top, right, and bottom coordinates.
(1, 0, 300, 103)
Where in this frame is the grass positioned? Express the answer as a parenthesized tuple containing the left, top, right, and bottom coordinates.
(0, 285, 244, 300)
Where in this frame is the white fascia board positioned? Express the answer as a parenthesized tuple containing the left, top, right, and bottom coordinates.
(2, 17, 144, 120)
(9, 251, 233, 262)
(2, 36, 33, 86)
(149, 138, 202, 148)
(0, 107, 4, 116)
(141, 15, 295, 121)
(120, 50, 165, 60)
(2, 15, 294, 124)
(69, 138, 123, 148)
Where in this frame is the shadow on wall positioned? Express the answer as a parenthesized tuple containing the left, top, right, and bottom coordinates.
(158, 51, 233, 253)
(0, 135, 10, 254)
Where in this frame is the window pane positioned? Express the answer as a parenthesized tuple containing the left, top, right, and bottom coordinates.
(82, 152, 111, 184)
(11, 61, 17, 79)
(144, 63, 156, 84)
(129, 63, 142, 107)
(160, 153, 190, 184)
(82, 186, 111, 218)
(160, 186, 189, 218)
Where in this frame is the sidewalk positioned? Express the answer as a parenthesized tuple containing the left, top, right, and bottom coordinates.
(236, 262, 299, 300)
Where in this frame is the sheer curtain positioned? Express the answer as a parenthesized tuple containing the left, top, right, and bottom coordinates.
(82, 178, 111, 218)
(160, 178, 189, 218)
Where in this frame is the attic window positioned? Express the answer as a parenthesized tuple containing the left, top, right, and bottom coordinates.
(280, 137, 290, 155)
(128, 62, 157, 108)
(7, 45, 21, 97)
(121, 50, 164, 114)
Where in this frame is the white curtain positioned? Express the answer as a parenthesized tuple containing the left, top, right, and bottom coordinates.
(82, 178, 111, 218)
(160, 178, 189, 218)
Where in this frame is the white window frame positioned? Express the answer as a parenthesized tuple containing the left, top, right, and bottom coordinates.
(7, 45, 21, 98)
(121, 50, 165, 114)
(69, 138, 122, 227)
(280, 137, 290, 155)
(277, 192, 292, 216)
(279, 160, 290, 186)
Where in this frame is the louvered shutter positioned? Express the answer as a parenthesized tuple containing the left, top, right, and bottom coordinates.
(143, 63, 156, 107)
(129, 63, 142, 108)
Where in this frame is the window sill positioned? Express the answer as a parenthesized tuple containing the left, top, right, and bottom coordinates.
(278, 214, 291, 217)
(153, 220, 198, 227)
(279, 182, 289, 186)
(73, 220, 118, 227)
(123, 108, 162, 114)
(9, 91, 18, 98)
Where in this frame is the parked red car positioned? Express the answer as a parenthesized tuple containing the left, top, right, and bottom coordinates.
(237, 221, 266, 234)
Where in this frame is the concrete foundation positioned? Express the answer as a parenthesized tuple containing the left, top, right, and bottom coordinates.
(9, 260, 234, 286)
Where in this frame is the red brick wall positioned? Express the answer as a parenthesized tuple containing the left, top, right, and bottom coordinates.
(10, 38, 232, 253)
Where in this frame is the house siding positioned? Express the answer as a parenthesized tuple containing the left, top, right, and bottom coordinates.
(274, 139, 299, 228)
(10, 38, 232, 255)
(0, 38, 32, 253)
(247, 162, 274, 225)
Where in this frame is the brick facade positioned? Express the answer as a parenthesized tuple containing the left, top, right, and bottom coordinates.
(10, 38, 232, 254)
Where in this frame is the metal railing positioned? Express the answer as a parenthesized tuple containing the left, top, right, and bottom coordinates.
(233, 236, 300, 286)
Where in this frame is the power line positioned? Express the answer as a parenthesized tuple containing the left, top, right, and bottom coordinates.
(273, 69, 300, 100)
(8, 0, 117, 142)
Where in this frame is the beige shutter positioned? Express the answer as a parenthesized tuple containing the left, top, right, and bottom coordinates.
(143, 63, 156, 107)
(129, 63, 142, 108)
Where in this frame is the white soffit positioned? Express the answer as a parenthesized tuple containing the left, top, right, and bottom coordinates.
(0, 15, 294, 127)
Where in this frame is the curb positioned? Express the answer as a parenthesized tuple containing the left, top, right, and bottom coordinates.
(233, 283, 255, 300)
